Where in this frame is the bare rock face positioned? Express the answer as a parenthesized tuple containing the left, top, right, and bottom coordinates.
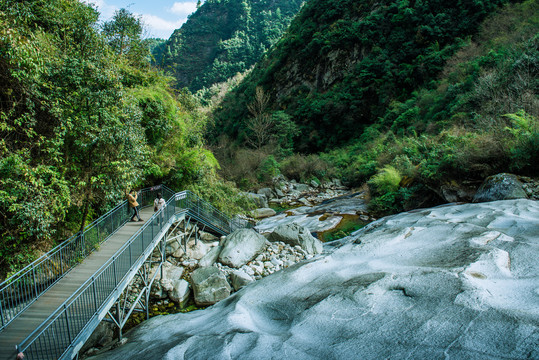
(190, 267, 231, 306)
(218, 229, 267, 268)
(90, 200, 539, 360)
(473, 173, 528, 203)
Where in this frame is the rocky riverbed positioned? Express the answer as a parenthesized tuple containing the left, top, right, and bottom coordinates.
(84, 173, 539, 358)
(88, 199, 539, 359)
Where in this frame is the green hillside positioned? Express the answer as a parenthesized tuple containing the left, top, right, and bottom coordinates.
(0, 0, 247, 279)
(162, 0, 305, 91)
(213, 0, 520, 150)
(210, 0, 538, 212)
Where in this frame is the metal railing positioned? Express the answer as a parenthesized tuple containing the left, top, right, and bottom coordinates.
(15, 186, 248, 359)
(0, 186, 173, 331)
(176, 190, 248, 234)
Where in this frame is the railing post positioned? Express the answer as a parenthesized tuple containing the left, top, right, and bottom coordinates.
(92, 278, 98, 312)
(0, 295, 5, 328)
(59, 247, 64, 275)
(112, 257, 118, 285)
(80, 232, 85, 257)
(64, 304, 72, 343)
(32, 266, 38, 297)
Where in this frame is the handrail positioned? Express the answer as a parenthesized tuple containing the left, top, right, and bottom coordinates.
(0, 186, 173, 331)
(16, 187, 249, 359)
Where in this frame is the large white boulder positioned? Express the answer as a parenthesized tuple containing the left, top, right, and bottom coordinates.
(89, 200, 539, 360)
(218, 229, 267, 268)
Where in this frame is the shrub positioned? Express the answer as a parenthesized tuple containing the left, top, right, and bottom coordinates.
(504, 110, 539, 173)
(280, 154, 331, 182)
(257, 155, 280, 183)
(368, 166, 402, 195)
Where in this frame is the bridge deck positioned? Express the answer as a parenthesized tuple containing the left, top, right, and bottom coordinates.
(0, 207, 155, 360)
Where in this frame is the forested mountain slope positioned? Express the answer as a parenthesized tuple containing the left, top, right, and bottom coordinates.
(213, 0, 522, 151)
(162, 0, 305, 91)
(211, 0, 538, 214)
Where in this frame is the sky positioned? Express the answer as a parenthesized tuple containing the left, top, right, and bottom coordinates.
(84, 0, 204, 39)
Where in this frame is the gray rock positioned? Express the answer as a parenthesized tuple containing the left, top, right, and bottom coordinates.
(172, 246, 184, 259)
(298, 197, 311, 206)
(251, 208, 277, 219)
(150, 286, 168, 300)
(199, 231, 218, 242)
(219, 229, 267, 268)
(81, 321, 115, 353)
(473, 173, 528, 203)
(198, 245, 222, 267)
(165, 240, 181, 256)
(242, 192, 268, 208)
(440, 183, 476, 203)
(269, 223, 323, 255)
(154, 263, 185, 301)
(275, 188, 284, 197)
(240, 265, 255, 276)
(190, 267, 231, 306)
(288, 189, 302, 198)
(332, 178, 343, 187)
(294, 183, 310, 192)
(270, 256, 283, 267)
(168, 279, 190, 306)
(156, 262, 184, 286)
(257, 188, 275, 200)
(229, 270, 254, 291)
(183, 239, 217, 260)
(310, 180, 319, 188)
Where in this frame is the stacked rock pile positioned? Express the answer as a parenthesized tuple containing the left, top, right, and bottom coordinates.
(123, 223, 324, 310)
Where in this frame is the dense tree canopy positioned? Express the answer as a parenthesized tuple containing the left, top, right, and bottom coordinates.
(0, 0, 227, 279)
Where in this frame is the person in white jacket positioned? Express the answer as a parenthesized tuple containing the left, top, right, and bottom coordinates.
(154, 192, 166, 224)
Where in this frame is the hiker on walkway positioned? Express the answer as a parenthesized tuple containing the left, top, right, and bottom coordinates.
(154, 192, 166, 224)
(127, 189, 143, 222)
(154, 192, 166, 212)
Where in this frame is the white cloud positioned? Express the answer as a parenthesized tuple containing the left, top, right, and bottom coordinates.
(82, 0, 117, 20)
(141, 14, 185, 39)
(170, 2, 198, 16)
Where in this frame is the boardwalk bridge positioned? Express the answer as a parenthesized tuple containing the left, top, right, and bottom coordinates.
(0, 186, 247, 359)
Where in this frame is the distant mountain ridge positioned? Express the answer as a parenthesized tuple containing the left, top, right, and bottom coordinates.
(162, 0, 305, 91)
